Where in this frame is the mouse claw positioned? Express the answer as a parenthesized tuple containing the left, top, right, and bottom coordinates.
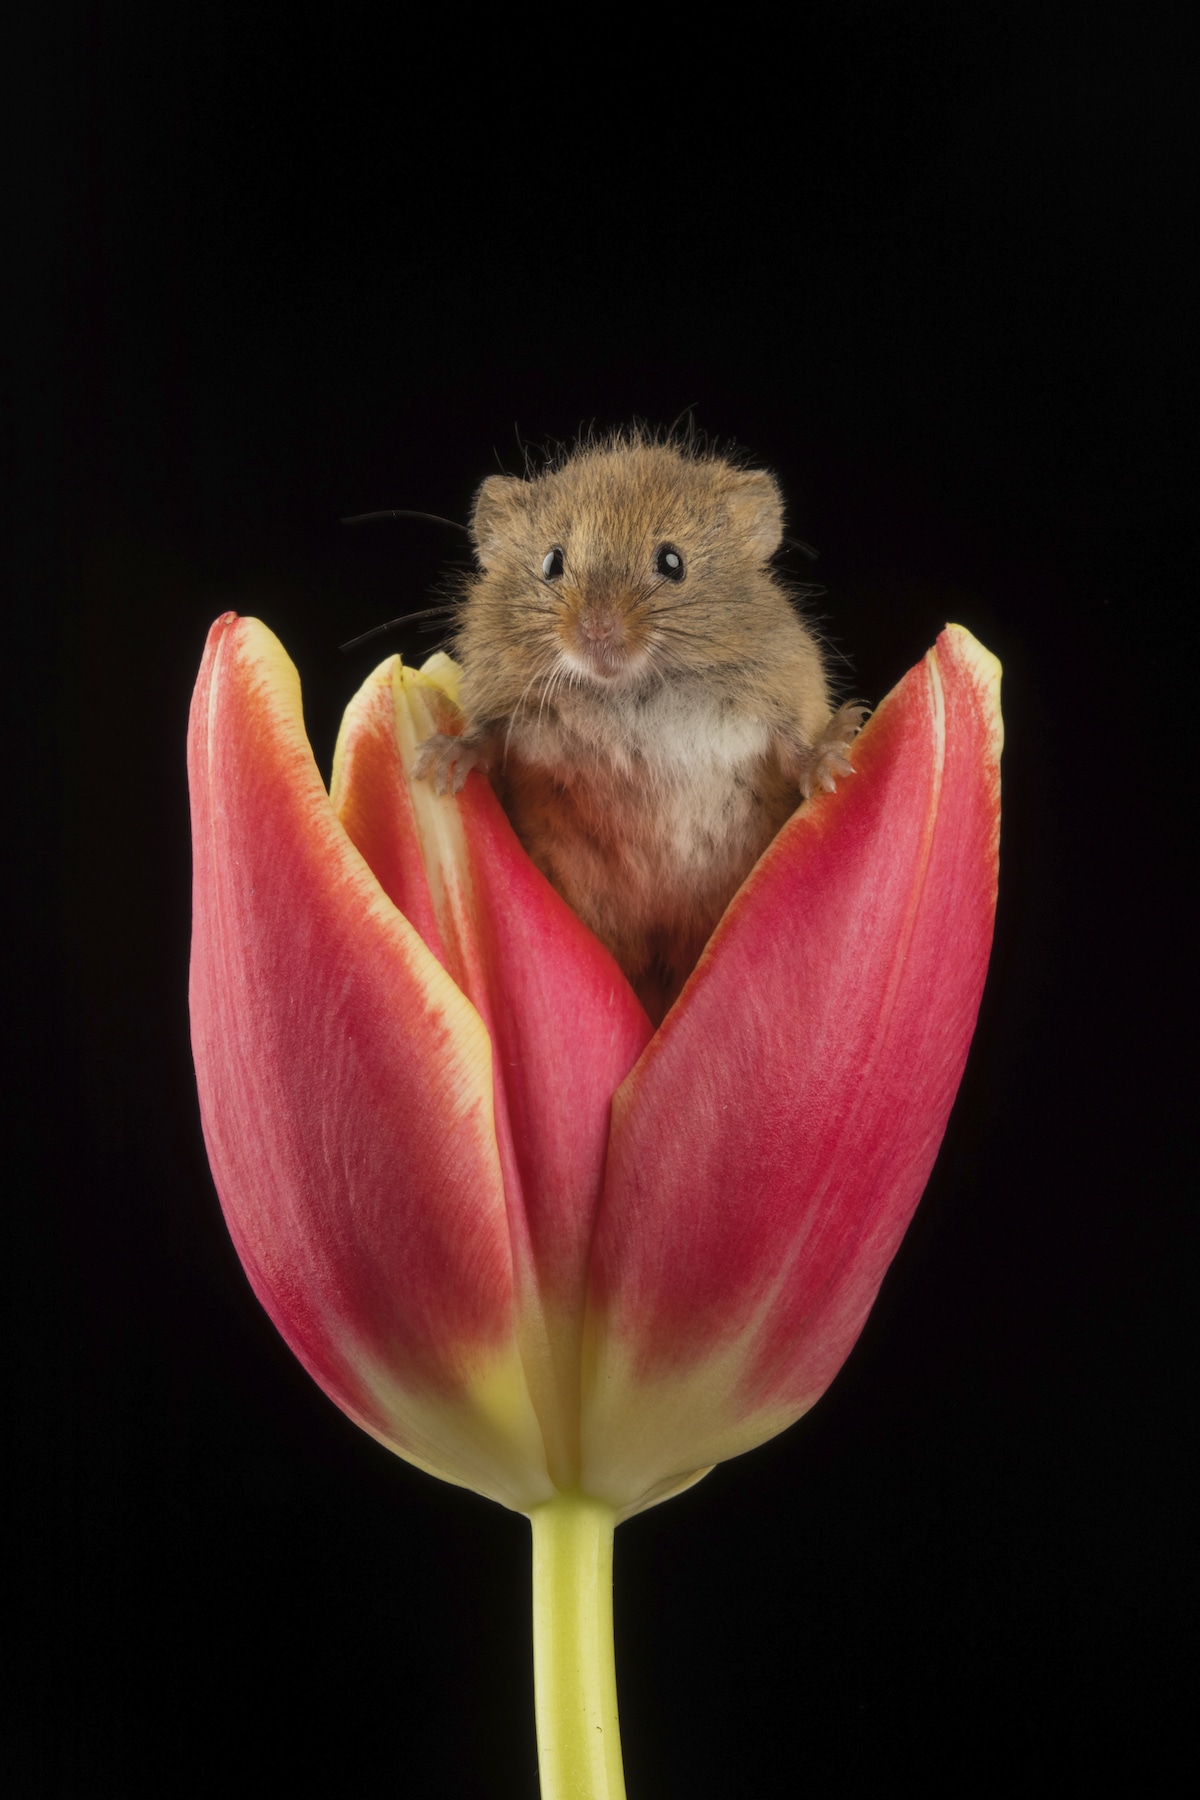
(795, 702, 869, 801)
(414, 732, 486, 796)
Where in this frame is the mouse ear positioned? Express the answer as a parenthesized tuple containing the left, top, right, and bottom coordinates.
(470, 475, 530, 567)
(723, 469, 785, 561)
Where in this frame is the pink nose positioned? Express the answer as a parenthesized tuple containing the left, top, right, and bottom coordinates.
(581, 613, 616, 643)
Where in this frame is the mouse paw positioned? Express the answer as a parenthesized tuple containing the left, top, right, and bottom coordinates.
(413, 733, 487, 796)
(795, 703, 869, 800)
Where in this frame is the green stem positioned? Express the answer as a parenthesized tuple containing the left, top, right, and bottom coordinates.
(529, 1493, 627, 1800)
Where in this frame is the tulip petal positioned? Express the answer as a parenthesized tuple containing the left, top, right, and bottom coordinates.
(328, 656, 450, 973)
(189, 616, 551, 1510)
(330, 653, 653, 1486)
(583, 626, 1002, 1514)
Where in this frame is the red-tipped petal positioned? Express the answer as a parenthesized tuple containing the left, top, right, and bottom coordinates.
(329, 655, 653, 1484)
(329, 657, 449, 971)
(583, 626, 1001, 1512)
(454, 773, 654, 1313)
(189, 617, 550, 1510)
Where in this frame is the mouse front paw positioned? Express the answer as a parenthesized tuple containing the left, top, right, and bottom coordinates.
(413, 732, 487, 796)
(789, 703, 869, 800)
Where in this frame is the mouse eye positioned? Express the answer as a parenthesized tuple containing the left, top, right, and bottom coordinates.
(542, 547, 564, 580)
(655, 544, 685, 581)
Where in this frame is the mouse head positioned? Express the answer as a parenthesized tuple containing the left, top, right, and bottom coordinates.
(467, 436, 788, 688)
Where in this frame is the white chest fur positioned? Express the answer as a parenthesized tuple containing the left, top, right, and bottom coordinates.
(513, 682, 771, 782)
(504, 682, 777, 895)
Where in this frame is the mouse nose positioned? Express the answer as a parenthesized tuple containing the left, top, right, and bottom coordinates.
(564, 598, 642, 679)
(580, 611, 617, 644)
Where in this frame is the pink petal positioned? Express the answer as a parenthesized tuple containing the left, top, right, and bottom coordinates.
(189, 616, 550, 1510)
(329, 658, 449, 970)
(583, 626, 1002, 1510)
(330, 655, 653, 1484)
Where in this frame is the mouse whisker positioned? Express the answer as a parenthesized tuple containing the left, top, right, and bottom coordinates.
(534, 654, 570, 735)
(504, 650, 562, 761)
(634, 576, 669, 603)
(536, 574, 574, 605)
(643, 597, 694, 617)
(341, 508, 470, 533)
(649, 620, 738, 639)
(650, 624, 747, 655)
(339, 604, 460, 652)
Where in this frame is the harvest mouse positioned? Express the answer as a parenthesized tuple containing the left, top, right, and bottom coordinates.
(415, 431, 864, 1023)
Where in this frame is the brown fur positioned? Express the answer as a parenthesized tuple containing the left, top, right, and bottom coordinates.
(416, 430, 862, 1022)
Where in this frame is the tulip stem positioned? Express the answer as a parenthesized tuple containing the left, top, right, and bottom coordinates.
(530, 1493, 627, 1800)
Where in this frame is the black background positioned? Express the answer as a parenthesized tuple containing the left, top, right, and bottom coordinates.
(11, 5, 1192, 1795)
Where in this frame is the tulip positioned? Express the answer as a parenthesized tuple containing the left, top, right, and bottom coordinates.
(189, 614, 1001, 1799)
